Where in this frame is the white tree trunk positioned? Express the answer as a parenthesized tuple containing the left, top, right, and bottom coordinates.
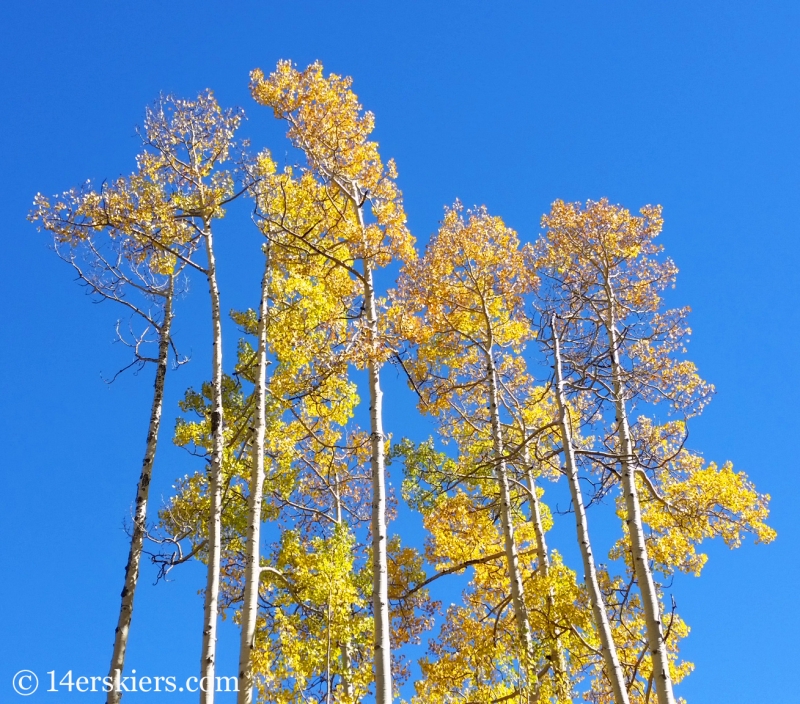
(605, 303, 676, 704)
(339, 638, 355, 701)
(363, 262, 392, 704)
(201, 225, 225, 704)
(237, 251, 271, 704)
(523, 447, 570, 702)
(524, 456, 550, 575)
(552, 319, 630, 704)
(335, 488, 355, 702)
(485, 353, 536, 697)
(106, 275, 175, 704)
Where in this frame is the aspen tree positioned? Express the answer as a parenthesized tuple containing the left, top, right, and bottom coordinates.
(502, 373, 614, 702)
(240, 207, 368, 704)
(242, 151, 365, 702)
(550, 318, 629, 704)
(514, 417, 573, 702)
(411, 493, 541, 703)
(523, 456, 571, 702)
(237, 246, 271, 704)
(47, 94, 246, 704)
(242, 152, 430, 703)
(584, 566, 690, 704)
(396, 203, 547, 699)
(31, 165, 195, 704)
(134, 92, 244, 704)
(534, 198, 774, 704)
(250, 60, 414, 704)
(161, 323, 364, 704)
(623, 417, 775, 579)
(505, 373, 649, 703)
(534, 200, 692, 704)
(162, 171, 381, 703)
(486, 380, 579, 702)
(531, 200, 660, 703)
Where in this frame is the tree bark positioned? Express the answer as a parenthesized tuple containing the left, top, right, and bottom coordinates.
(363, 261, 392, 704)
(604, 302, 676, 704)
(237, 250, 271, 704)
(485, 352, 536, 699)
(201, 223, 225, 704)
(106, 274, 175, 704)
(552, 318, 630, 704)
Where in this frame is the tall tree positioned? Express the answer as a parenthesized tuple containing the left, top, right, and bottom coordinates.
(31, 166, 194, 704)
(250, 60, 414, 704)
(237, 155, 364, 702)
(160, 155, 379, 702)
(396, 203, 545, 699)
(132, 91, 245, 704)
(237, 246, 272, 704)
(533, 198, 771, 704)
(504, 391, 580, 703)
(550, 317, 629, 704)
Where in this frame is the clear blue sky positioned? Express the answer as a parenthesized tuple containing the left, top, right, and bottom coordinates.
(1, 2, 798, 702)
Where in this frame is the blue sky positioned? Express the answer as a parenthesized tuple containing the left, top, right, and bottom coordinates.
(1, 1, 798, 702)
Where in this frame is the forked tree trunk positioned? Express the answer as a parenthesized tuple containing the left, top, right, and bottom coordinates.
(237, 250, 271, 704)
(106, 274, 175, 704)
(604, 302, 676, 704)
(201, 224, 225, 704)
(363, 261, 392, 704)
(552, 318, 630, 704)
(522, 446, 570, 702)
(485, 353, 536, 699)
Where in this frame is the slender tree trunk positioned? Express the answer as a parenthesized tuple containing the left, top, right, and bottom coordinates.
(339, 638, 355, 702)
(523, 446, 571, 703)
(334, 486, 355, 703)
(237, 251, 271, 704)
(201, 224, 225, 704)
(524, 454, 550, 575)
(106, 275, 175, 704)
(363, 261, 392, 704)
(552, 318, 630, 704)
(604, 303, 676, 704)
(326, 593, 333, 704)
(485, 353, 535, 699)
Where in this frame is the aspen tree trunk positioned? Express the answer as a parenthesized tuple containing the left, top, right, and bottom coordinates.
(106, 275, 175, 704)
(334, 487, 356, 703)
(340, 639, 355, 701)
(552, 319, 630, 704)
(351, 191, 392, 704)
(524, 455, 549, 575)
(326, 594, 333, 704)
(604, 302, 676, 704)
(363, 261, 392, 704)
(237, 251, 271, 704)
(201, 224, 225, 704)
(485, 353, 536, 699)
(522, 447, 570, 702)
